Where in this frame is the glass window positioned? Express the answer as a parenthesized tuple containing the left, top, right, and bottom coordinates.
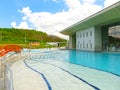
(109, 26, 120, 38)
(90, 31, 92, 36)
(83, 41, 84, 48)
(108, 25, 120, 49)
(83, 33, 85, 38)
(86, 43, 88, 48)
(77, 34, 79, 38)
(80, 34, 81, 38)
(86, 32, 88, 37)
(90, 43, 92, 48)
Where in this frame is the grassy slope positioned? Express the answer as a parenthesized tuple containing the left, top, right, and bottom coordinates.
(0, 28, 66, 48)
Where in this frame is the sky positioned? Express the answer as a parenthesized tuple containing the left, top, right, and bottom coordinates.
(0, 0, 120, 39)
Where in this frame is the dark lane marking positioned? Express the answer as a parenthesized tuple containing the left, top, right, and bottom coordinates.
(28, 59, 100, 90)
(23, 60, 52, 90)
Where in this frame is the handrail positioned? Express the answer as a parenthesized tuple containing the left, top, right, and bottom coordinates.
(0, 45, 22, 90)
(5, 63, 14, 90)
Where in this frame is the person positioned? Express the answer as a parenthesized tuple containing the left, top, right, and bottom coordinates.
(58, 43, 60, 48)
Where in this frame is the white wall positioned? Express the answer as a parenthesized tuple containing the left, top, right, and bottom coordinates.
(76, 27, 95, 51)
(76, 26, 102, 51)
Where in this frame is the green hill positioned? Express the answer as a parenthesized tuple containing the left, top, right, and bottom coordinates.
(0, 28, 66, 48)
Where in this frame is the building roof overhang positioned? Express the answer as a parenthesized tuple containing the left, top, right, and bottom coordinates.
(60, 1, 120, 35)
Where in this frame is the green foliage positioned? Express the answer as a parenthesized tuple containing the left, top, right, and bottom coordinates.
(0, 28, 66, 48)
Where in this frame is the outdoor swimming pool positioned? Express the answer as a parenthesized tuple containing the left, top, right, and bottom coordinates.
(50, 50, 120, 76)
(24, 49, 120, 90)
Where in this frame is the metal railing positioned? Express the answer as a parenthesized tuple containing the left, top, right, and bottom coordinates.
(5, 63, 14, 90)
(0, 52, 17, 90)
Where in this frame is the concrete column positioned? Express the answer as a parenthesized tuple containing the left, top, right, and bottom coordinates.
(68, 35, 73, 49)
(68, 34, 76, 49)
(72, 34, 76, 49)
(94, 26, 102, 51)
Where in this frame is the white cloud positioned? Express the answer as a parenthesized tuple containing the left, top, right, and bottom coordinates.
(12, 0, 103, 39)
(11, 21, 16, 28)
(20, 7, 32, 15)
(64, 0, 82, 10)
(11, 21, 31, 29)
(104, 0, 120, 8)
(82, 0, 96, 4)
(18, 21, 30, 29)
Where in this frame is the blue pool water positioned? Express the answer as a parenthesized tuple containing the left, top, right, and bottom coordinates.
(49, 50, 120, 76)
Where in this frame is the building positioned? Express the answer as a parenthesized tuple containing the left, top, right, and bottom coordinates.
(60, 1, 120, 52)
(29, 42, 40, 47)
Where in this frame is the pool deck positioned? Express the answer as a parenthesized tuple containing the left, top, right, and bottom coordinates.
(10, 53, 96, 90)
(0, 77, 5, 90)
(11, 59, 48, 90)
(3, 50, 120, 90)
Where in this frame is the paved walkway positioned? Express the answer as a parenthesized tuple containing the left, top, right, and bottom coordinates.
(11, 59, 48, 90)
(0, 59, 5, 90)
(0, 78, 5, 90)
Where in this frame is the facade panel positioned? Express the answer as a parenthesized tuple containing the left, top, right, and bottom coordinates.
(76, 27, 95, 51)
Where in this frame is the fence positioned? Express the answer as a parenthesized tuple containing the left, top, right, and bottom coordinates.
(5, 63, 14, 90)
(0, 52, 19, 90)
